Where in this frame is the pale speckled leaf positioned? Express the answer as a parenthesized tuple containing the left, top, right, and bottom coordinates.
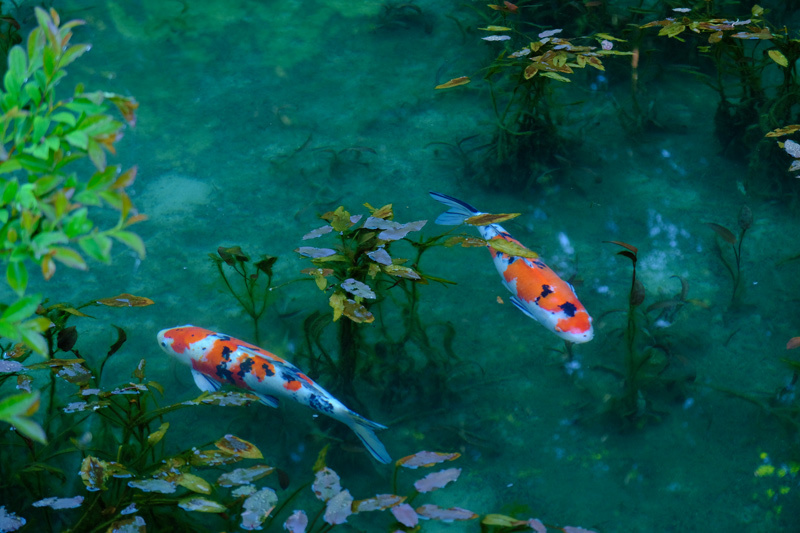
(342, 298, 374, 323)
(354, 494, 405, 512)
(323, 489, 353, 525)
(283, 510, 308, 532)
(107, 515, 146, 533)
(32, 496, 83, 509)
(240, 487, 278, 530)
(0, 360, 24, 373)
(415, 504, 477, 522)
(382, 264, 421, 280)
(127, 479, 177, 494)
(182, 391, 259, 406)
(178, 497, 226, 513)
(0, 507, 25, 532)
(295, 247, 337, 258)
(313, 467, 342, 501)
(367, 248, 392, 265)
(302, 225, 333, 240)
(233, 485, 257, 498)
(784, 139, 800, 158)
(217, 464, 275, 487)
(413, 468, 461, 493)
(397, 451, 460, 469)
(562, 527, 599, 533)
(391, 503, 418, 527)
(341, 278, 376, 299)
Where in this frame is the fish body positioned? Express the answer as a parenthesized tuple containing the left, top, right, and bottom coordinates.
(430, 191, 593, 343)
(157, 325, 390, 464)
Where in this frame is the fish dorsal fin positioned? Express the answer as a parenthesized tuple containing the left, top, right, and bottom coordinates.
(254, 393, 280, 408)
(192, 369, 221, 393)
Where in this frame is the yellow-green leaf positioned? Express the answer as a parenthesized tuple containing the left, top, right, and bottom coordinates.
(479, 25, 512, 31)
(465, 213, 520, 226)
(487, 238, 539, 259)
(96, 293, 154, 307)
(330, 292, 345, 322)
(769, 49, 788, 68)
(540, 71, 571, 82)
(147, 422, 169, 446)
(215, 434, 263, 459)
(330, 206, 353, 232)
(178, 473, 212, 494)
(435, 76, 470, 90)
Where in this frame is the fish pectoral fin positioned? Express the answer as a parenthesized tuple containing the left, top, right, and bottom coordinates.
(510, 296, 539, 322)
(192, 369, 221, 393)
(254, 393, 280, 408)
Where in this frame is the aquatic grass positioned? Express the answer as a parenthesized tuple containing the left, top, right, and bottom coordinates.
(704, 204, 753, 308)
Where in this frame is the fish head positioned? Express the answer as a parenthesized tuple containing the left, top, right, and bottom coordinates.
(157, 325, 213, 366)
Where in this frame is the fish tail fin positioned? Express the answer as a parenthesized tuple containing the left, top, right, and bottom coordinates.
(344, 411, 391, 464)
(429, 191, 479, 225)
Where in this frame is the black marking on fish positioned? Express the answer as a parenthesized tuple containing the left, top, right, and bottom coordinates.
(221, 345, 233, 361)
(539, 285, 553, 300)
(261, 363, 275, 377)
(560, 301, 577, 317)
(533, 260, 546, 269)
(238, 357, 255, 379)
(309, 394, 334, 414)
(215, 362, 235, 384)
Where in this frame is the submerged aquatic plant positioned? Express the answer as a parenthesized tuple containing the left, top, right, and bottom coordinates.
(704, 204, 753, 307)
(209, 246, 278, 344)
(436, 7, 630, 190)
(295, 203, 463, 408)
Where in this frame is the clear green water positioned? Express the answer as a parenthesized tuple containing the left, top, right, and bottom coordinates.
(12, 0, 800, 531)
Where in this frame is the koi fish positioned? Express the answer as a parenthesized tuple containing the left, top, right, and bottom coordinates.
(429, 191, 593, 343)
(157, 325, 390, 464)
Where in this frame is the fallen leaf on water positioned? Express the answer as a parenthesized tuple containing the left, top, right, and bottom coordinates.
(397, 451, 460, 469)
(96, 294, 154, 307)
(465, 213, 520, 226)
(435, 76, 470, 90)
(215, 435, 262, 459)
(414, 468, 461, 493)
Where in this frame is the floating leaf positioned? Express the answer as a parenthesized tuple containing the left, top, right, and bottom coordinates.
(329, 292, 346, 322)
(391, 503, 419, 527)
(177, 472, 211, 494)
(342, 298, 374, 323)
(324, 489, 353, 525)
(787, 337, 800, 350)
(341, 278, 376, 299)
(189, 449, 244, 467)
(215, 434, 263, 459)
(147, 422, 169, 446)
(0, 360, 24, 373)
(217, 465, 275, 487)
(435, 76, 470, 89)
(295, 247, 338, 259)
(63, 401, 110, 413)
(482, 35, 511, 41)
(563, 527, 599, 533)
(444, 236, 486, 248)
(487, 238, 539, 259)
(106, 515, 145, 533)
(480, 25, 512, 31)
(783, 139, 800, 158)
(301, 268, 334, 291)
(382, 264, 421, 280)
(26, 358, 86, 370)
(704, 223, 736, 245)
(330, 206, 354, 232)
(79, 457, 131, 491)
(178, 497, 226, 513)
(354, 494, 405, 512)
(240, 488, 278, 531)
(56, 363, 92, 385)
(183, 391, 260, 407)
(32, 496, 83, 509)
(367, 248, 392, 265)
(769, 49, 788, 67)
(765, 124, 800, 138)
(465, 213, 520, 226)
(57, 326, 78, 352)
(302, 225, 333, 240)
(397, 451, 460, 469)
(0, 507, 26, 532)
(313, 467, 342, 501)
(283, 510, 308, 533)
(128, 479, 177, 494)
(96, 293, 154, 307)
(414, 468, 461, 493)
(416, 504, 477, 522)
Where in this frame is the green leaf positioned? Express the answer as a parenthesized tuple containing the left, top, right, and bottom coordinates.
(32, 231, 68, 253)
(2, 294, 41, 322)
(19, 319, 50, 355)
(32, 116, 50, 142)
(8, 45, 26, 77)
(58, 43, 90, 69)
(64, 129, 88, 150)
(1, 179, 18, 204)
(0, 391, 40, 419)
(64, 208, 92, 238)
(112, 230, 145, 259)
(78, 234, 112, 263)
(6, 261, 28, 296)
(9, 415, 47, 444)
(51, 111, 77, 126)
(87, 138, 106, 170)
(52, 247, 88, 270)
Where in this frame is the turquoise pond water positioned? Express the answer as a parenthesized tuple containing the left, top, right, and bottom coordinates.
(6, 0, 800, 531)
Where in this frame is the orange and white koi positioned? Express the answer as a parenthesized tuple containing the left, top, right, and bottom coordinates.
(430, 192, 593, 344)
(157, 325, 390, 463)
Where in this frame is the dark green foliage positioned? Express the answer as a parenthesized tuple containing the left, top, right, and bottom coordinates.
(705, 204, 752, 307)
